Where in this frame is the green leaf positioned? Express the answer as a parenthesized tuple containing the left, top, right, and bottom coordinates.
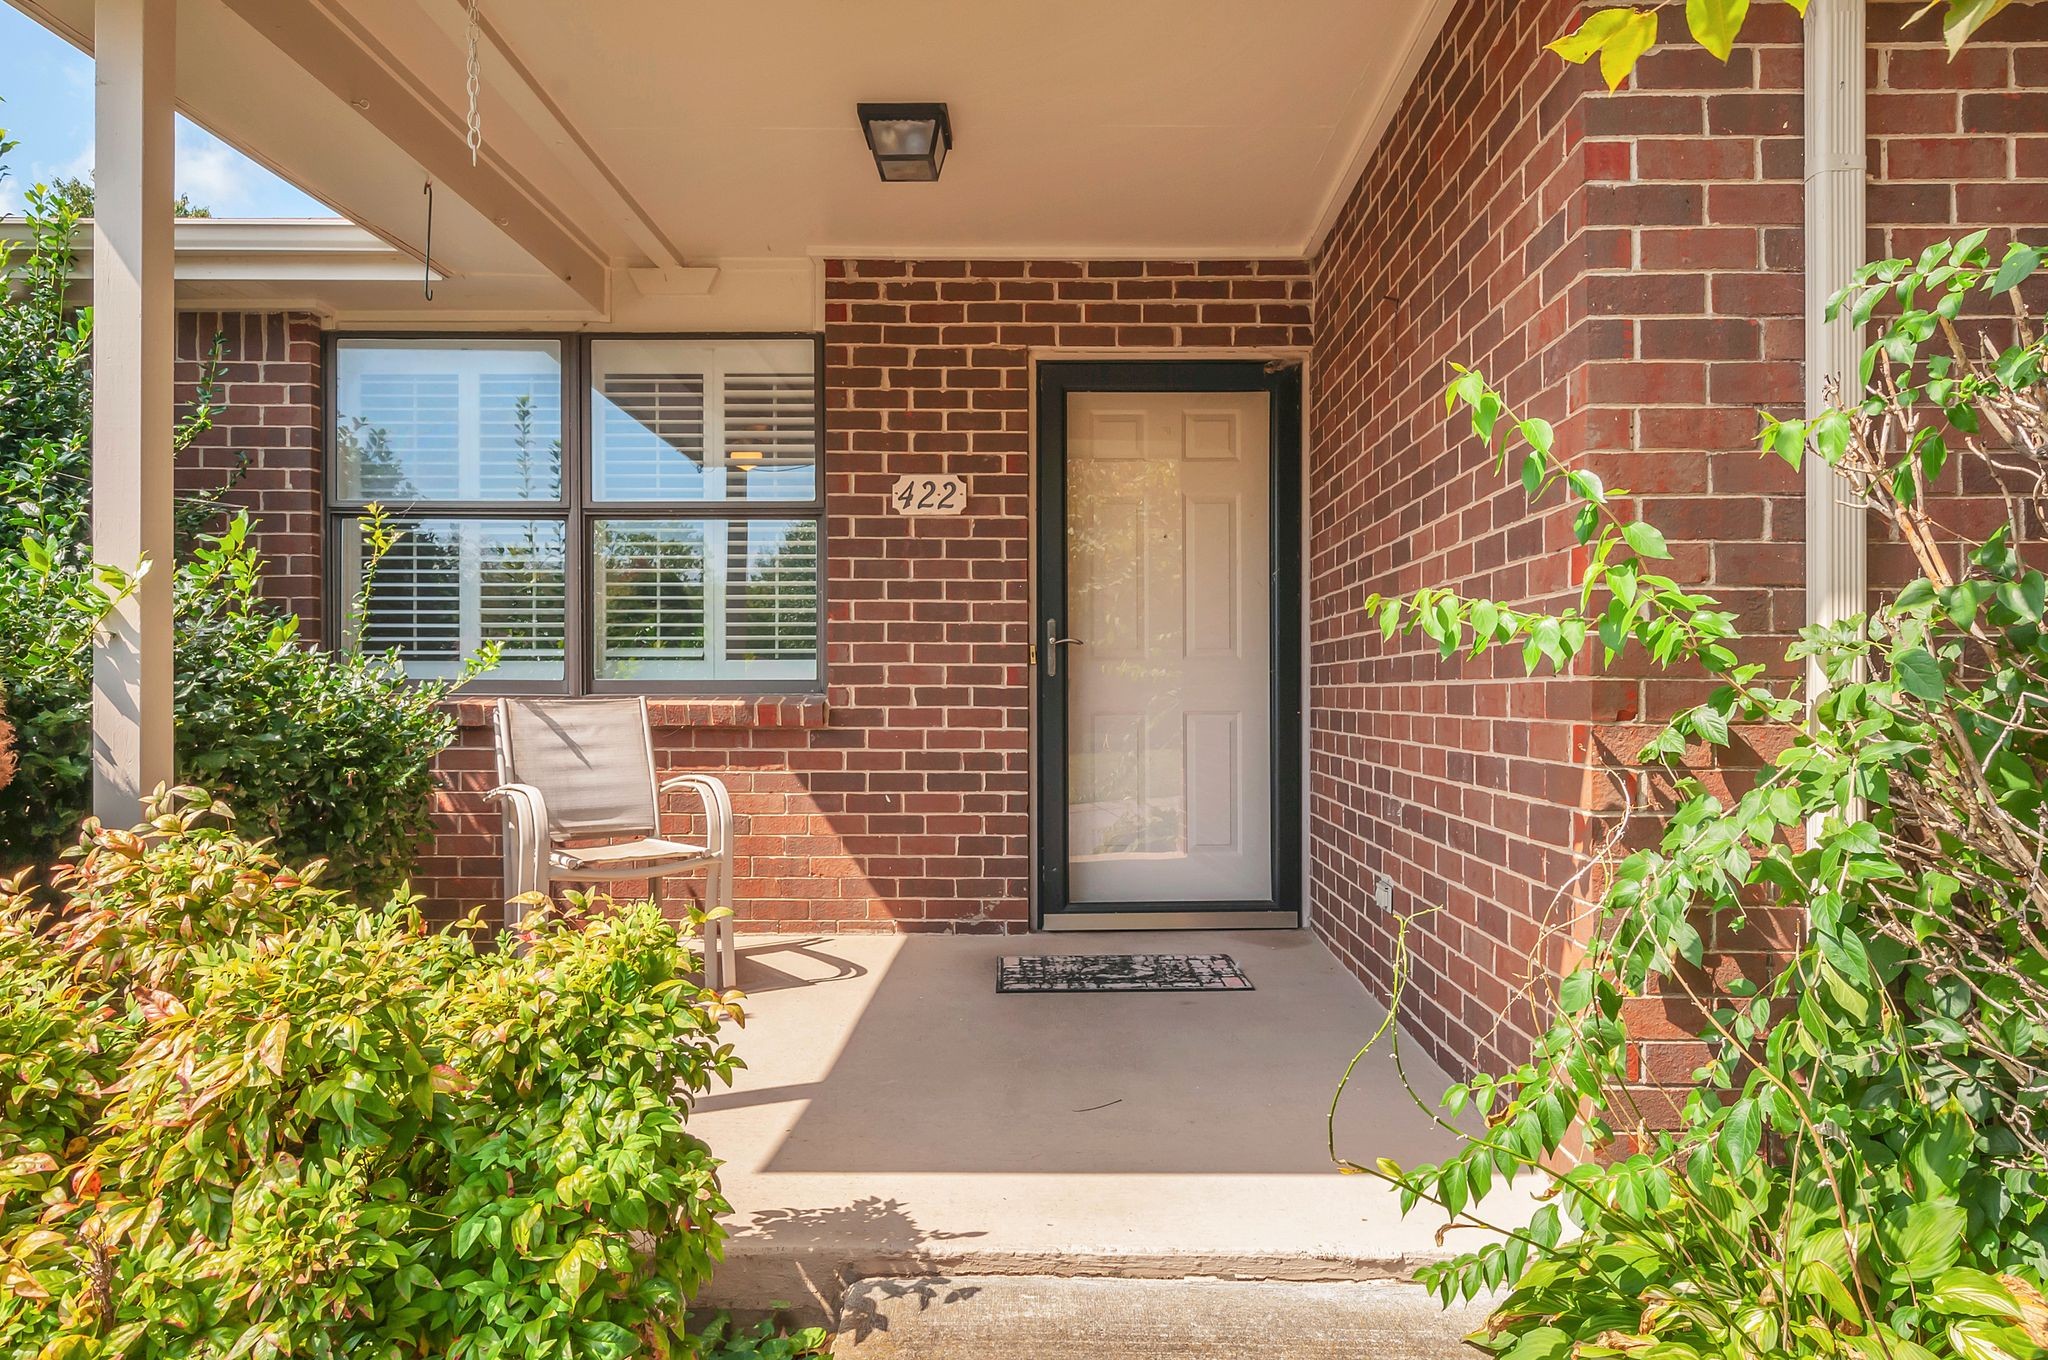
(1719, 1097, 1762, 1170)
(1931, 1268, 2022, 1319)
(1939, 0, 2019, 54)
(1992, 243, 2041, 295)
(1560, 970, 1595, 1015)
(1889, 1200, 1967, 1281)
(1686, 0, 1750, 59)
(1621, 521, 1671, 560)
(1893, 647, 1945, 701)
(1949, 1318, 2028, 1360)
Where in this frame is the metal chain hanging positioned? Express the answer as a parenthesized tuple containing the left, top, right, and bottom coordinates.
(464, 0, 483, 166)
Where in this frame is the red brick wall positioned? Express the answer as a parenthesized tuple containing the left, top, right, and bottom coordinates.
(1868, 1, 2048, 585)
(1306, 0, 2048, 1096)
(1307, 0, 1614, 1079)
(410, 260, 1313, 929)
(175, 311, 326, 640)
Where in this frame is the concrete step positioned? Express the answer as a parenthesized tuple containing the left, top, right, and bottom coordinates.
(828, 1275, 1488, 1359)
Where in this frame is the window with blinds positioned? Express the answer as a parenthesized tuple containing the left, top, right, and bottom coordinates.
(342, 518, 566, 682)
(330, 335, 822, 693)
(595, 373, 706, 500)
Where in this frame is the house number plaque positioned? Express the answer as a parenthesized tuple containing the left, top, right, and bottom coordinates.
(890, 473, 966, 516)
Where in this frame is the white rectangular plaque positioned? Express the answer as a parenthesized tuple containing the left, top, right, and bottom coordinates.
(890, 473, 966, 516)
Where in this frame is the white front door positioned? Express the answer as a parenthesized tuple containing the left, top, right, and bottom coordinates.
(1060, 389, 1273, 906)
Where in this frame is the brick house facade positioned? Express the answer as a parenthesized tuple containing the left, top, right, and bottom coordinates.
(165, 0, 2048, 1085)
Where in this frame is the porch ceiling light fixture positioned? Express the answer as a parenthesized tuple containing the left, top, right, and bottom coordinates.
(857, 102, 952, 182)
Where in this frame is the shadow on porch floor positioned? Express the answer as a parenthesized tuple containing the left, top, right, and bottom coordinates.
(690, 930, 1536, 1321)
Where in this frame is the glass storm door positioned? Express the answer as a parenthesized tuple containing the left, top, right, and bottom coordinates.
(1035, 363, 1301, 927)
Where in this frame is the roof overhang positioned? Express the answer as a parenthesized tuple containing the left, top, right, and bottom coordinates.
(6, 0, 1455, 323)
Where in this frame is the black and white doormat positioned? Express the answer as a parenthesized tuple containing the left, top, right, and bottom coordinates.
(997, 953, 1253, 993)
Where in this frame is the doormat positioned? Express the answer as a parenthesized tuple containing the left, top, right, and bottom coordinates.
(997, 953, 1253, 993)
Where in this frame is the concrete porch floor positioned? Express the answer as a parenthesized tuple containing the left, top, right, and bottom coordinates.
(690, 929, 1538, 1320)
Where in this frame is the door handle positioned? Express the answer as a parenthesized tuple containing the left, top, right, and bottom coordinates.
(1044, 618, 1084, 676)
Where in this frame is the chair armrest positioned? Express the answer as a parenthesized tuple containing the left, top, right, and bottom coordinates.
(484, 781, 550, 837)
(659, 774, 733, 855)
(484, 782, 552, 917)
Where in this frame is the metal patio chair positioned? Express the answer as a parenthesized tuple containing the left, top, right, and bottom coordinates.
(485, 696, 737, 991)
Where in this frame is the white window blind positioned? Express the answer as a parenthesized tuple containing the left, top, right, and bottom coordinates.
(724, 519, 818, 662)
(348, 519, 566, 682)
(724, 372, 817, 500)
(591, 339, 816, 503)
(597, 373, 707, 499)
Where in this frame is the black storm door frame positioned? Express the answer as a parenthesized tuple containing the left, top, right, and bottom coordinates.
(1033, 360, 1303, 928)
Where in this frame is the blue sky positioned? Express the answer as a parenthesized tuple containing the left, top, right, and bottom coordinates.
(0, 3, 335, 217)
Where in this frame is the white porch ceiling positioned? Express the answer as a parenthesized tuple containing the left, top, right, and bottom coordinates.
(8, 0, 1452, 319)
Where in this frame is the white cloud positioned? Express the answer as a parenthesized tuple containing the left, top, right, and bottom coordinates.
(175, 125, 249, 213)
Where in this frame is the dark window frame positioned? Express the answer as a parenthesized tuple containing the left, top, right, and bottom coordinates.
(323, 330, 827, 697)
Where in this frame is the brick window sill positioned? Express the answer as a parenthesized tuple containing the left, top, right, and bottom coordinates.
(447, 694, 828, 731)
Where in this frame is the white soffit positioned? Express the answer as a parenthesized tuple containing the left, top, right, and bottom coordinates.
(472, 0, 1459, 260)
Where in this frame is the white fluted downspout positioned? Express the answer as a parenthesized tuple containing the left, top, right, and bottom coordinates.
(1803, 0, 1869, 702)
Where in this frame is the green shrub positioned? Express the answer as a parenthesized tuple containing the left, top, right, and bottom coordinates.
(0, 134, 467, 895)
(1342, 234, 2048, 1360)
(684, 1314, 829, 1360)
(0, 788, 741, 1357)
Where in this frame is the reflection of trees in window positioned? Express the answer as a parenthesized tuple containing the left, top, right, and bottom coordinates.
(479, 521, 566, 667)
(726, 519, 817, 661)
(361, 520, 458, 659)
(599, 523, 707, 677)
(484, 387, 563, 500)
(338, 417, 423, 503)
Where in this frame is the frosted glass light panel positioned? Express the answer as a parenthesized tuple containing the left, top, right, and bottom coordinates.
(593, 518, 818, 683)
(335, 339, 562, 502)
(590, 339, 816, 502)
(337, 517, 567, 683)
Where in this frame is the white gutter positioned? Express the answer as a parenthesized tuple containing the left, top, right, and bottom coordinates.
(1803, 0, 1869, 696)
(0, 217, 436, 284)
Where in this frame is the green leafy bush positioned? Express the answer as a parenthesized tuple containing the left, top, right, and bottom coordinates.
(0, 788, 741, 1356)
(1341, 234, 2048, 1360)
(0, 135, 467, 895)
(684, 1314, 829, 1360)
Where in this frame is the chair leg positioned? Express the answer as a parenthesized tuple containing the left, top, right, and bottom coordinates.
(717, 912, 737, 993)
(701, 877, 729, 994)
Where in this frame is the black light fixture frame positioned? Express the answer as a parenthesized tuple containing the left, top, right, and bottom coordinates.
(856, 102, 953, 182)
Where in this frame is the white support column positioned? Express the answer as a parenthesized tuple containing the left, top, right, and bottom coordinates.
(1803, 0, 1868, 698)
(91, 0, 177, 825)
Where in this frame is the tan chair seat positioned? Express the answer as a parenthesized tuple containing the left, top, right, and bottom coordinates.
(549, 836, 714, 875)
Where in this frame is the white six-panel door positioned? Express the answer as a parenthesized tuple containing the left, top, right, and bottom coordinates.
(1063, 390, 1272, 904)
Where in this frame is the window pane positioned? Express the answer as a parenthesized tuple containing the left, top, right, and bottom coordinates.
(594, 518, 818, 682)
(339, 516, 567, 682)
(590, 339, 815, 503)
(336, 339, 562, 502)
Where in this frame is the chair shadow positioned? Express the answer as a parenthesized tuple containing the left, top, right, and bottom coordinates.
(731, 937, 871, 994)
